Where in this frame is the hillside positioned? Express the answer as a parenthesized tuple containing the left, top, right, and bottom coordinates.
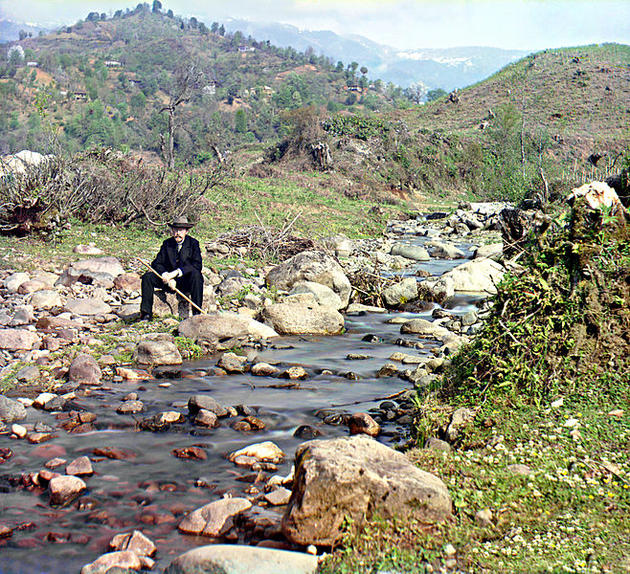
(0, 5, 398, 161)
(265, 43, 629, 203)
(223, 19, 526, 90)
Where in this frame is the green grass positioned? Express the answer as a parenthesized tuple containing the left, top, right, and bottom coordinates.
(321, 388, 630, 573)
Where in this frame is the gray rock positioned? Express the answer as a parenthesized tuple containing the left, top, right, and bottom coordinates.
(64, 298, 112, 316)
(418, 276, 455, 303)
(109, 530, 156, 557)
(178, 497, 252, 536)
(0, 328, 39, 350)
(382, 277, 418, 307)
(425, 437, 451, 453)
(446, 408, 476, 442)
(29, 289, 62, 310)
(390, 243, 430, 261)
(262, 303, 344, 335)
(16, 365, 39, 382)
(440, 258, 505, 294)
(10, 305, 34, 326)
(5, 272, 30, 292)
(179, 312, 277, 343)
(0, 395, 27, 423)
(133, 340, 182, 366)
(68, 353, 102, 384)
(282, 435, 451, 545)
(164, 545, 317, 574)
(265, 250, 351, 307)
(188, 395, 228, 418)
(289, 281, 344, 310)
(80, 551, 142, 574)
(427, 240, 466, 259)
(474, 243, 503, 260)
(217, 352, 248, 374)
(507, 464, 532, 476)
(400, 319, 451, 340)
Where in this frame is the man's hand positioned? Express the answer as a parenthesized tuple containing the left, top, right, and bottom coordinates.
(161, 270, 182, 282)
(165, 278, 176, 290)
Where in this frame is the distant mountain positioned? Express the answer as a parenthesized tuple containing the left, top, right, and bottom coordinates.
(223, 19, 527, 90)
(0, 19, 48, 43)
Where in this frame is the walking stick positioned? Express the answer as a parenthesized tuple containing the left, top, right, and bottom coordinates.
(137, 258, 205, 315)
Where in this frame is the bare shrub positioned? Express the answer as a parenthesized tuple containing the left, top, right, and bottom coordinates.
(0, 149, 233, 234)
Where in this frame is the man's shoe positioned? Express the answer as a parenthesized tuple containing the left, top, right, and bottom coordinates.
(139, 312, 153, 321)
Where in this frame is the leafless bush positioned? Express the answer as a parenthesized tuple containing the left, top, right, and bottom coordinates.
(0, 149, 233, 234)
(213, 213, 315, 262)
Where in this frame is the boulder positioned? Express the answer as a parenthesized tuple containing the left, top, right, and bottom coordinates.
(73, 244, 103, 256)
(49, 475, 86, 506)
(29, 290, 62, 310)
(68, 354, 102, 384)
(427, 240, 466, 259)
(5, 272, 30, 292)
(164, 545, 317, 574)
(0, 395, 27, 423)
(178, 497, 252, 536)
(80, 551, 142, 574)
(133, 340, 182, 366)
(418, 276, 455, 303)
(113, 273, 141, 292)
(282, 435, 451, 545)
(473, 243, 503, 260)
(217, 352, 248, 373)
(61, 257, 124, 285)
(262, 303, 344, 335)
(188, 395, 228, 418)
(440, 258, 505, 294)
(17, 279, 46, 294)
(10, 305, 34, 326)
(266, 251, 351, 307)
(382, 277, 418, 307)
(64, 298, 111, 316)
(66, 456, 93, 476)
(179, 312, 277, 343)
(288, 281, 343, 310)
(110, 530, 156, 557)
(390, 243, 430, 261)
(0, 328, 39, 350)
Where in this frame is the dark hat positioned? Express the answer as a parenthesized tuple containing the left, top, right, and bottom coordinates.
(169, 216, 194, 229)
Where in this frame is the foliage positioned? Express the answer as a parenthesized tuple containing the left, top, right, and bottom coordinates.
(442, 201, 630, 406)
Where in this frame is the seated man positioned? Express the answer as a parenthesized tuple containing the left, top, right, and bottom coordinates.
(140, 216, 203, 320)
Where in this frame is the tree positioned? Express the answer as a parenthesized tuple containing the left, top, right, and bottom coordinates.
(86, 12, 100, 22)
(160, 63, 204, 169)
(211, 22, 219, 33)
(18, 30, 27, 41)
(234, 108, 247, 133)
(360, 66, 368, 76)
(166, 9, 174, 18)
(152, 0, 162, 13)
(218, 24, 225, 36)
(426, 88, 447, 102)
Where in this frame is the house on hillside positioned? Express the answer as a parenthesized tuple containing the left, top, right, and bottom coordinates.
(26, 61, 38, 67)
(104, 60, 123, 69)
(202, 83, 216, 95)
(73, 91, 87, 101)
(238, 45, 255, 53)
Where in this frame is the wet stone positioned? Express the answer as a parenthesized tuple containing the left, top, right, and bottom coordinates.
(348, 413, 381, 437)
(172, 446, 207, 460)
(66, 456, 93, 477)
(194, 409, 218, 428)
(49, 475, 86, 506)
(281, 366, 308, 380)
(294, 425, 322, 439)
(116, 400, 144, 415)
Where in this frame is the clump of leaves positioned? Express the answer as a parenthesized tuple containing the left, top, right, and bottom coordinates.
(442, 198, 630, 407)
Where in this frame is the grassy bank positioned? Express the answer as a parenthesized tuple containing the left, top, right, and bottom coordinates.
(321, 202, 630, 573)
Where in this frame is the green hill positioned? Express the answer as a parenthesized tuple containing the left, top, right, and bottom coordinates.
(266, 43, 629, 203)
(0, 5, 396, 162)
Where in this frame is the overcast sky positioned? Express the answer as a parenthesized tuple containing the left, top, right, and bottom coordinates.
(0, 0, 628, 51)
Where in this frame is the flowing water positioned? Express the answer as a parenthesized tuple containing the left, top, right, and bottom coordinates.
(0, 235, 482, 573)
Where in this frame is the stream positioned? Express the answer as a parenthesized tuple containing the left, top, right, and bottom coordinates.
(0, 233, 483, 573)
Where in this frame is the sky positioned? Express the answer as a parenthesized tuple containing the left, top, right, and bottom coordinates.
(0, 0, 628, 51)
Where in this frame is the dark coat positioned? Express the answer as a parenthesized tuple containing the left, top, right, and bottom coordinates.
(151, 235, 202, 276)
